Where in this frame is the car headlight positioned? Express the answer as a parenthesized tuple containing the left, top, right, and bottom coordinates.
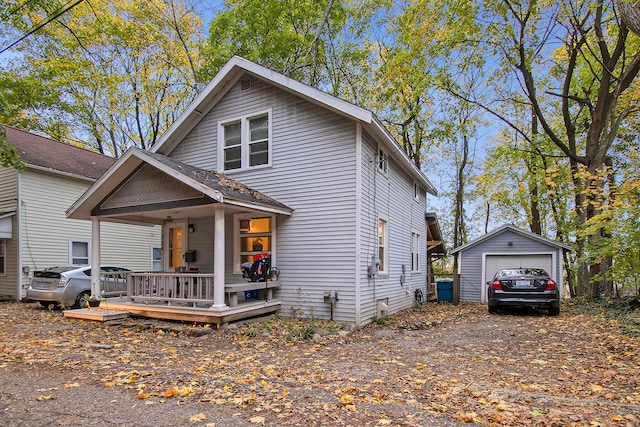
(58, 276, 71, 288)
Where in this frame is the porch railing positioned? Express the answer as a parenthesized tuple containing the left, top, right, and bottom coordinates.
(126, 272, 215, 306)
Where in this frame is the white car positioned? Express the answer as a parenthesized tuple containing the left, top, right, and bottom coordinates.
(26, 265, 131, 308)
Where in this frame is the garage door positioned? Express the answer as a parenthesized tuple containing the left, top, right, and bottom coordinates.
(483, 254, 553, 302)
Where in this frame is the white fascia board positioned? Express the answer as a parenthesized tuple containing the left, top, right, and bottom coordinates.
(235, 57, 372, 123)
(370, 118, 438, 196)
(223, 199, 292, 216)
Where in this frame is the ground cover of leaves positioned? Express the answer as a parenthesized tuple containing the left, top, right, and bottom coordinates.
(0, 300, 638, 426)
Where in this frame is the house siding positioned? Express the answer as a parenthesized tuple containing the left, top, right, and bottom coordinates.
(358, 131, 427, 322)
(171, 77, 360, 323)
(457, 229, 564, 302)
(19, 169, 160, 296)
(0, 167, 19, 298)
(165, 73, 430, 326)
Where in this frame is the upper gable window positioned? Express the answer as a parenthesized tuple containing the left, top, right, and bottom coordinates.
(220, 110, 271, 172)
(378, 148, 388, 174)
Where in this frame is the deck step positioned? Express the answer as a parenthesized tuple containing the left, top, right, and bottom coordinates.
(63, 308, 131, 322)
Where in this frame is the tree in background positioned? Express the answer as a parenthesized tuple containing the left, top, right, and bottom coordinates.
(445, 1, 640, 298)
(201, 0, 369, 100)
(0, 0, 204, 156)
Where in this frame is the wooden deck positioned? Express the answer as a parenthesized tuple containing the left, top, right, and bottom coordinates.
(64, 297, 281, 325)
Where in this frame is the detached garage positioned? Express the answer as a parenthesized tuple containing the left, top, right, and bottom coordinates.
(450, 225, 572, 303)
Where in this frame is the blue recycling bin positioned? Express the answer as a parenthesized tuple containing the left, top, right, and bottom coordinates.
(436, 278, 454, 302)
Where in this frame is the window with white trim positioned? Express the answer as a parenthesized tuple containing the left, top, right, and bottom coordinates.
(234, 215, 274, 272)
(378, 218, 388, 274)
(152, 247, 162, 272)
(411, 232, 420, 272)
(378, 148, 388, 174)
(70, 240, 90, 265)
(220, 111, 271, 172)
(413, 182, 420, 201)
(0, 239, 5, 275)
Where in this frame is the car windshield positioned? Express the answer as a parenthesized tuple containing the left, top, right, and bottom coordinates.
(496, 268, 548, 277)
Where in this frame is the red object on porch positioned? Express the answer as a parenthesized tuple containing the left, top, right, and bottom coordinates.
(253, 253, 268, 261)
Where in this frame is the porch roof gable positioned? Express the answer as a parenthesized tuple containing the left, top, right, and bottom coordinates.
(67, 148, 293, 220)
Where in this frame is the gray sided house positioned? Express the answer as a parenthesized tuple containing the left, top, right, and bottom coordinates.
(450, 224, 572, 303)
(67, 56, 438, 327)
(0, 125, 160, 300)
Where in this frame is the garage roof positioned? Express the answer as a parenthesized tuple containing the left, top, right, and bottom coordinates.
(450, 224, 573, 254)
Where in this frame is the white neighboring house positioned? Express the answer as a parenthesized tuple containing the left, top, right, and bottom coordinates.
(0, 125, 161, 300)
(67, 56, 439, 326)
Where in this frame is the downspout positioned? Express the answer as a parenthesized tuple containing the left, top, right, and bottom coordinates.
(355, 123, 363, 327)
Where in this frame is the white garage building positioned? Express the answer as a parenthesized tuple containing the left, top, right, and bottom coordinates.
(450, 225, 573, 303)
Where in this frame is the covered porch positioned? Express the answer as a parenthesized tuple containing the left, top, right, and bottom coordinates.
(66, 149, 293, 325)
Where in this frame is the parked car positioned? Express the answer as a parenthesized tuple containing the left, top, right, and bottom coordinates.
(487, 268, 560, 316)
(26, 265, 131, 308)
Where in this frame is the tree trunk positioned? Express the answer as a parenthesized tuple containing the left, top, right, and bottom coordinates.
(618, 0, 640, 35)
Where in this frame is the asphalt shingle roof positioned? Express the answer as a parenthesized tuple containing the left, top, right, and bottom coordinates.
(3, 125, 114, 179)
(141, 149, 293, 213)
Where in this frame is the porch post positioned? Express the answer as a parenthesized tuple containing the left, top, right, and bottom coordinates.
(90, 217, 101, 299)
(211, 205, 227, 308)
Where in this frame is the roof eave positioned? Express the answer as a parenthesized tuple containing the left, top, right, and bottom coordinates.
(370, 118, 438, 196)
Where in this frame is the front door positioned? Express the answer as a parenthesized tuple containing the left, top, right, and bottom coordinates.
(164, 222, 186, 271)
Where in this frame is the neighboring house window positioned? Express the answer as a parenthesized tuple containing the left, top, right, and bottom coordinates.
(378, 148, 388, 174)
(0, 239, 5, 275)
(378, 218, 388, 274)
(411, 232, 420, 272)
(234, 215, 273, 272)
(70, 240, 90, 265)
(220, 111, 271, 172)
(152, 247, 162, 272)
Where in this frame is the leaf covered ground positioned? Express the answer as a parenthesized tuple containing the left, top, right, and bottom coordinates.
(0, 300, 639, 426)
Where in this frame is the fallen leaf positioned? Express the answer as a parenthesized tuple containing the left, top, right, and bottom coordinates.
(249, 416, 265, 423)
(340, 394, 355, 406)
(36, 395, 53, 401)
(63, 383, 80, 388)
(163, 387, 179, 398)
(136, 392, 150, 400)
(460, 412, 478, 423)
(190, 413, 206, 422)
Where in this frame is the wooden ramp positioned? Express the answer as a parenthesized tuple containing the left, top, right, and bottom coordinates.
(63, 307, 131, 322)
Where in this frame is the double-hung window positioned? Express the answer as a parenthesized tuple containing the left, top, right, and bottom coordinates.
(411, 232, 420, 272)
(70, 240, 90, 265)
(0, 239, 5, 275)
(221, 111, 271, 172)
(378, 217, 388, 275)
(378, 148, 388, 174)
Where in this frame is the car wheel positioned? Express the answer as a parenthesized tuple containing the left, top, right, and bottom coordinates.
(548, 306, 560, 316)
(75, 293, 89, 309)
(488, 305, 498, 314)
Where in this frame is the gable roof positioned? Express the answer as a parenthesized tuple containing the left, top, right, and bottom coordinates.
(450, 224, 573, 255)
(3, 125, 114, 180)
(67, 148, 293, 221)
(150, 56, 437, 196)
